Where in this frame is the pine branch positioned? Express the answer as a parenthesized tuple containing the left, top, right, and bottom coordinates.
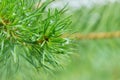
(0, 0, 71, 73)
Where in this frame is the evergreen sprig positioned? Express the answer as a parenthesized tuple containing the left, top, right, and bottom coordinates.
(0, 0, 71, 71)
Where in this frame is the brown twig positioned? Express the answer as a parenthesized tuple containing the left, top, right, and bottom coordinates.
(62, 31, 120, 40)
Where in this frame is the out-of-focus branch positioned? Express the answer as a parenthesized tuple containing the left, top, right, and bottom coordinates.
(62, 31, 120, 40)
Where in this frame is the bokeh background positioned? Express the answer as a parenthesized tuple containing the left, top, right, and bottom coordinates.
(48, 0, 120, 80)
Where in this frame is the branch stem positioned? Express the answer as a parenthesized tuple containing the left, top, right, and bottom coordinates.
(62, 31, 120, 40)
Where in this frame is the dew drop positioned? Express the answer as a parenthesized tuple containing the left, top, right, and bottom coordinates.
(50, 20, 54, 24)
(28, 24, 31, 26)
(13, 13, 16, 16)
(64, 38, 70, 45)
(23, 7, 26, 10)
(25, 12, 31, 16)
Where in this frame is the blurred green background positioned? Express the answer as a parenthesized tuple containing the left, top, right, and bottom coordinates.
(48, 0, 120, 80)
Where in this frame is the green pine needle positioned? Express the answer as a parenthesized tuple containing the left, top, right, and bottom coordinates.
(0, 0, 71, 73)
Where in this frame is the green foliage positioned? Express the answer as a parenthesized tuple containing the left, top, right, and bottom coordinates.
(0, 0, 71, 78)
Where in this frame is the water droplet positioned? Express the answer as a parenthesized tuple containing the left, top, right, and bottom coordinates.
(64, 38, 70, 45)
(18, 21, 22, 24)
(28, 24, 31, 26)
(25, 14, 29, 16)
(50, 20, 54, 24)
(13, 13, 16, 16)
(25, 12, 31, 16)
(23, 7, 26, 10)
